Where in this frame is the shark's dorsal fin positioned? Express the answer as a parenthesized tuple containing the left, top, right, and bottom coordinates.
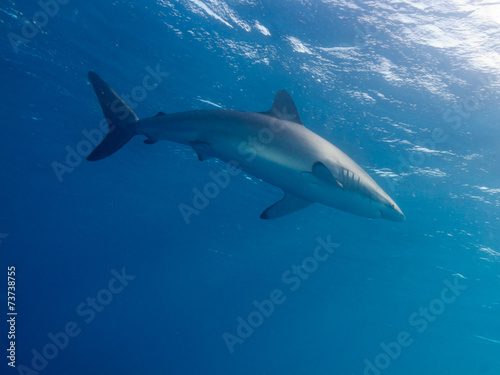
(155, 112, 167, 117)
(262, 90, 303, 126)
(260, 193, 312, 219)
(144, 139, 159, 145)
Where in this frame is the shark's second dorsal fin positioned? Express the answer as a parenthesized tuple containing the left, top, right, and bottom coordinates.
(155, 112, 167, 117)
(262, 90, 303, 126)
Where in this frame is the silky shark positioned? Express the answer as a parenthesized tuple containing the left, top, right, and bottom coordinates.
(86, 72, 404, 221)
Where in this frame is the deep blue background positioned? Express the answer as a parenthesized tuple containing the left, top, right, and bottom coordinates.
(1, 1, 500, 374)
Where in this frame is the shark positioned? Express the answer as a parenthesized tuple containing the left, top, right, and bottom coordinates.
(86, 71, 404, 221)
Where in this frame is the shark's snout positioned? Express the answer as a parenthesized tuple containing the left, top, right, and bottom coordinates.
(380, 202, 405, 222)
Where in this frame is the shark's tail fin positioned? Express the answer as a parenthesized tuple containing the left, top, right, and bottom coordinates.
(86, 71, 139, 161)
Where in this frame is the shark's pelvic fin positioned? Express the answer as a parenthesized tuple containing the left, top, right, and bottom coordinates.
(86, 72, 138, 161)
(190, 141, 213, 161)
(261, 193, 312, 219)
(262, 90, 303, 126)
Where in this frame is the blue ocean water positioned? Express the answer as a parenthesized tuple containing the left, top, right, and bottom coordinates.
(1, 0, 500, 374)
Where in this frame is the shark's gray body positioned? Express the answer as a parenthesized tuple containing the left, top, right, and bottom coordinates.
(87, 72, 404, 221)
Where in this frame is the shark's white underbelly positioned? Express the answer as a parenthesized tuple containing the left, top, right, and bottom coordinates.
(199, 124, 376, 216)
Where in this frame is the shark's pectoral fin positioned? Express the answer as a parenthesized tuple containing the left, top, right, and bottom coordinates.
(302, 162, 344, 189)
(144, 139, 159, 145)
(261, 194, 313, 220)
(261, 90, 304, 126)
(190, 141, 214, 161)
